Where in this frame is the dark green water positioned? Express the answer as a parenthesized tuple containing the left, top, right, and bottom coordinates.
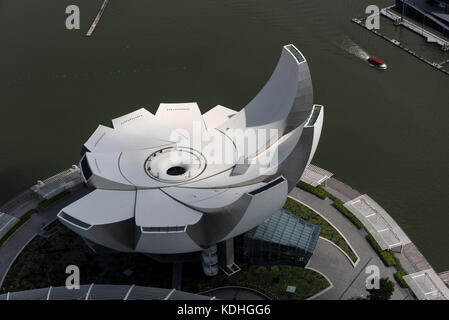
(0, 0, 448, 270)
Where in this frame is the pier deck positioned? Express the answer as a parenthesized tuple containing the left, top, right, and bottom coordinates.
(351, 17, 449, 76)
(402, 243, 431, 272)
(381, 6, 449, 51)
(86, 0, 109, 37)
(438, 271, 449, 286)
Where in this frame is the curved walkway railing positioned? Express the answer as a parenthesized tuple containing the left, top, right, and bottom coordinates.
(198, 286, 271, 300)
(1, 163, 447, 300)
(1, 284, 211, 300)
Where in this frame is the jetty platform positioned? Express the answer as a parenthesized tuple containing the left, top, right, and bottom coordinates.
(351, 17, 449, 76)
(381, 6, 449, 51)
(86, 0, 109, 37)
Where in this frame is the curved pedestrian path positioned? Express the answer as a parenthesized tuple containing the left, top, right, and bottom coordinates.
(306, 238, 352, 299)
(0, 187, 92, 289)
(0, 284, 212, 300)
(289, 187, 412, 300)
(0, 181, 416, 300)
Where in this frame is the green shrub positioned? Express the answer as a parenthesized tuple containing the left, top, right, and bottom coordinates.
(393, 255, 404, 270)
(296, 181, 330, 200)
(365, 234, 396, 267)
(332, 199, 364, 229)
(367, 277, 395, 300)
(296, 181, 365, 230)
(380, 251, 397, 267)
(366, 234, 382, 252)
(0, 209, 36, 247)
(0, 190, 71, 247)
(183, 263, 330, 300)
(36, 190, 71, 211)
(365, 235, 409, 287)
(394, 269, 408, 288)
(392, 256, 409, 288)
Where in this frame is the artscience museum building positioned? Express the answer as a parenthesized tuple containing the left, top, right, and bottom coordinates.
(57, 44, 324, 275)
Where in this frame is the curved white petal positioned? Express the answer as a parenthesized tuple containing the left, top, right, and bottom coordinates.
(202, 105, 237, 130)
(135, 189, 202, 227)
(59, 44, 323, 255)
(59, 189, 135, 226)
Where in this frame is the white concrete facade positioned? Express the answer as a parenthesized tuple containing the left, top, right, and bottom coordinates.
(300, 164, 333, 187)
(57, 44, 324, 255)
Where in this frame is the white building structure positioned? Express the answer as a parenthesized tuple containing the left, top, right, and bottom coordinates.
(404, 269, 449, 300)
(57, 44, 324, 265)
(300, 164, 333, 187)
(344, 194, 411, 251)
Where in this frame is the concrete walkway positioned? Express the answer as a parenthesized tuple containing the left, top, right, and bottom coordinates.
(0, 182, 417, 299)
(0, 187, 91, 289)
(289, 187, 412, 300)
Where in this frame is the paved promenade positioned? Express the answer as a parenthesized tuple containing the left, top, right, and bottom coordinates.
(0, 187, 91, 289)
(0, 163, 444, 299)
(0, 189, 40, 219)
(289, 188, 412, 300)
(439, 271, 449, 286)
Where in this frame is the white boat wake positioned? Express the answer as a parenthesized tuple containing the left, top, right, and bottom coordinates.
(341, 37, 370, 61)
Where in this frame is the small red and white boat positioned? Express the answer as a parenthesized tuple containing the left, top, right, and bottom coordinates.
(367, 56, 387, 70)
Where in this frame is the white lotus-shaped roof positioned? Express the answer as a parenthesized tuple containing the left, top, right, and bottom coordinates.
(57, 44, 324, 254)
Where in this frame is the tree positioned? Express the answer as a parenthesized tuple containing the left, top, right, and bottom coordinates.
(366, 277, 395, 300)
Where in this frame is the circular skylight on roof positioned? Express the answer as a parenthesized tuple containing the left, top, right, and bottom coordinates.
(144, 146, 206, 183)
(166, 166, 187, 176)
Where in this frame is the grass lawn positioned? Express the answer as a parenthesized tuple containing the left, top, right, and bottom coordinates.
(1, 221, 172, 293)
(284, 197, 358, 263)
(182, 263, 329, 300)
(296, 181, 364, 229)
(2, 221, 330, 300)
